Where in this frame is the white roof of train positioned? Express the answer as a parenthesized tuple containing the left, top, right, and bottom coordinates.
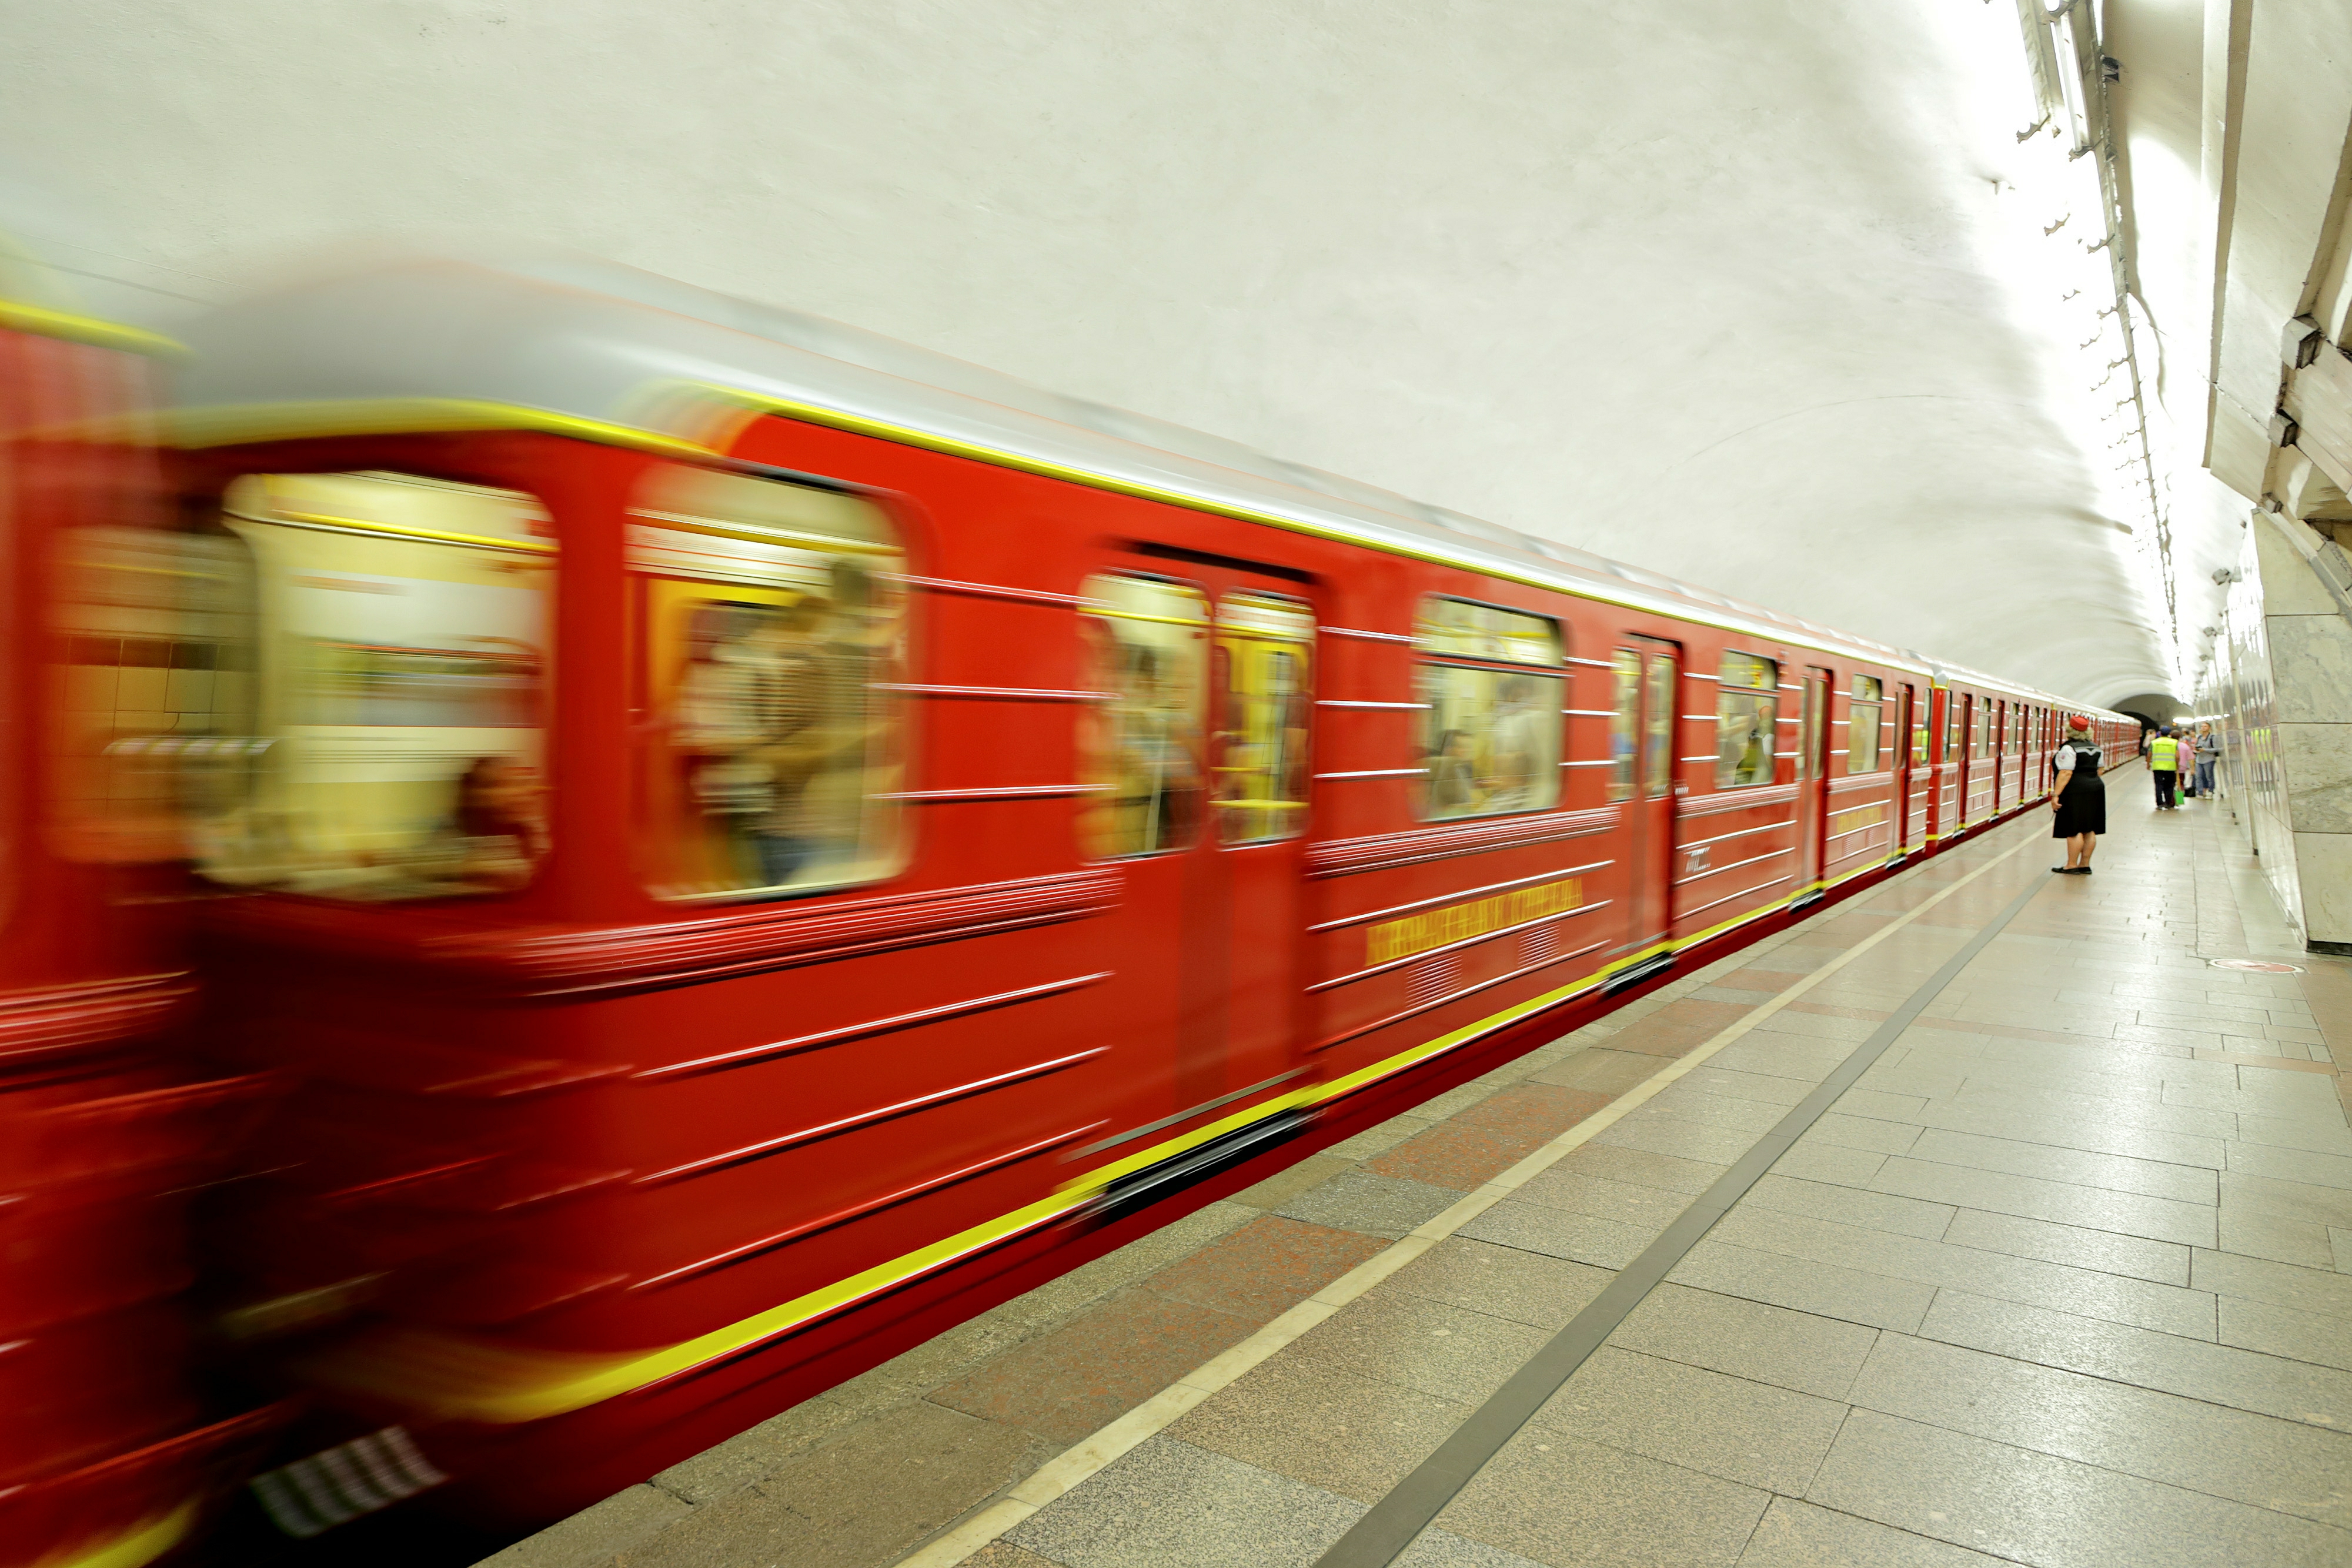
(169, 248, 2119, 718)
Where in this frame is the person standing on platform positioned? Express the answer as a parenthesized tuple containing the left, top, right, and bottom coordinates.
(2149, 727, 2181, 810)
(2050, 715, 2106, 873)
(2193, 726, 2220, 800)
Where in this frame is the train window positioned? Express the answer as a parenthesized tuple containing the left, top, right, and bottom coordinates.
(1215, 593, 1314, 843)
(1607, 650, 1640, 803)
(1080, 574, 1208, 857)
(1713, 652, 1778, 787)
(1911, 697, 1930, 765)
(1847, 676, 1883, 773)
(1974, 701, 1992, 760)
(188, 472, 553, 900)
(1413, 598, 1563, 820)
(632, 466, 907, 900)
(1642, 650, 1677, 798)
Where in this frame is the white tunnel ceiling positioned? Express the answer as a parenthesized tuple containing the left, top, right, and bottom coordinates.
(0, 2, 2170, 706)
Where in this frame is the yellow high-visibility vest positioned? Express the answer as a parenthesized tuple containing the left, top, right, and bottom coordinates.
(2150, 737, 2179, 769)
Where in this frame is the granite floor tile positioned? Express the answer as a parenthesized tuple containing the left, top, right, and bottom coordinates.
(1939, 1206, 2191, 1285)
(1636, 1088, 1791, 1135)
(1511, 1168, 1700, 1231)
(1796, 1112, 1920, 1155)
(2220, 1296, 2352, 1371)
(1676, 1065, 1814, 1107)
(1937, 1080, 2237, 1141)
(1845, 1332, 2352, 1529)
(1608, 1280, 1879, 1399)
(1919, 1289, 2352, 1432)
(1709, 1205, 2217, 1337)
(623, 1402, 1053, 1568)
(1456, 1082, 1616, 1139)
(1272, 1169, 1463, 1238)
(1532, 1345, 1848, 1494)
(1279, 1283, 1552, 1405)
(1005, 1436, 1359, 1568)
(2193, 1246, 2352, 1319)
(1530, 1048, 1675, 1096)
(1902, 1125, 2219, 1203)
(1366, 1121, 1552, 1192)
(927, 1291, 1255, 1445)
(1867, 1157, 2217, 1248)
(1167, 1345, 1470, 1505)
(2217, 1205, 2340, 1269)
(1229, 1153, 1358, 1212)
(1434, 1427, 1770, 1568)
(983, 1201, 1257, 1330)
(1769, 1139, 1888, 1185)
(1805, 1408, 2352, 1567)
(1551, 1142, 1729, 1195)
(1141, 1215, 1389, 1323)
(1459, 1197, 1661, 1270)
(1589, 1112, 1763, 1166)
(1381, 1236, 1615, 1330)
(1666, 1238, 1936, 1333)
(1742, 1173, 1955, 1238)
(2227, 1139, 2352, 1192)
(1908, 1099, 2228, 1169)
(1322, 1112, 1438, 1161)
(1734, 1497, 2010, 1567)
(1392, 1529, 1553, 1568)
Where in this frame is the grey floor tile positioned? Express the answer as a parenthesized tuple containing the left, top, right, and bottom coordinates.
(1434, 1427, 1770, 1568)
(1325, 1114, 1439, 1161)
(2239, 1114, 2352, 1157)
(1743, 1174, 1954, 1239)
(1942, 1081, 2237, 1141)
(1807, 1409, 2352, 1567)
(1735, 1497, 2010, 1567)
(1668, 1238, 1935, 1333)
(1846, 1332, 2352, 1529)
(1274, 1170, 1462, 1238)
(1709, 1205, 2217, 1338)
(2220, 1296, 2352, 1372)
(1912, 1099, 2227, 1169)
(1533, 1345, 1847, 1495)
(1919, 1289, 2352, 1432)
(1382, 1237, 1615, 1330)
(2194, 1247, 2352, 1319)
(1006, 1436, 1359, 1568)
(1552, 1142, 1730, 1196)
(1168, 1344, 1469, 1505)
(1511, 1168, 1698, 1231)
(1677, 1065, 1813, 1108)
(1610, 1281, 1879, 1399)
(1459, 1198, 1660, 1271)
(2167, 1080, 2342, 1120)
(1802, 1112, 1922, 1156)
(2221, 1171, 2352, 1231)
(1230, 1153, 1359, 1212)
(1281, 1283, 1552, 1405)
(1591, 1112, 1762, 1166)
(1706, 1041, 1846, 1082)
(1769, 1140, 1888, 1186)
(2228, 1139, 2352, 1193)
(2336, 1228, 2352, 1274)
(1394, 1528, 1552, 1568)
(990, 1202, 1256, 1329)
(2219, 1205, 2340, 1269)
(1639, 1088, 1790, 1135)
(1826, 1088, 1927, 1122)
(1867, 1157, 2217, 1248)
(1906, 1125, 2220, 1201)
(1940, 1207, 2190, 1286)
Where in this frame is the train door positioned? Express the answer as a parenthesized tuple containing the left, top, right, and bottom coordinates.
(1793, 666, 1831, 900)
(1955, 695, 1973, 828)
(1894, 684, 1918, 854)
(1612, 636, 1681, 982)
(1080, 561, 1315, 1117)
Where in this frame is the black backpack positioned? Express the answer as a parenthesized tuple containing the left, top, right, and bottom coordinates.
(2055, 739, 2100, 778)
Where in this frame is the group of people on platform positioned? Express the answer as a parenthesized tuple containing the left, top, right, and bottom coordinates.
(2047, 717, 2223, 876)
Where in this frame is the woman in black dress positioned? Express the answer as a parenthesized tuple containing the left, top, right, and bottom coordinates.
(2050, 715, 2106, 874)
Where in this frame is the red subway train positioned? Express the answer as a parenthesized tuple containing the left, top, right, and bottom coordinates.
(11, 242, 2138, 1550)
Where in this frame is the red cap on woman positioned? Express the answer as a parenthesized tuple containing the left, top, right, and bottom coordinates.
(2069, 715, 2090, 731)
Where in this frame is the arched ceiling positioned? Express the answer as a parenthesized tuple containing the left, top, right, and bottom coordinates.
(1, 2, 2202, 706)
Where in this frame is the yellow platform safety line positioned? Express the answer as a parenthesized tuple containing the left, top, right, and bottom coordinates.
(42, 1500, 198, 1568)
(0, 297, 183, 357)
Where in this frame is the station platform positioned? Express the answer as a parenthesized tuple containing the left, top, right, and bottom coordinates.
(492, 765, 2352, 1568)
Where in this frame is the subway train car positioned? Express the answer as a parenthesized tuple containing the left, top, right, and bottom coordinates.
(153, 251, 2137, 1529)
(0, 189, 284, 1567)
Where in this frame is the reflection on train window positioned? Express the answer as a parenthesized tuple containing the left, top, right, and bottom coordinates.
(56, 524, 258, 864)
(1911, 704, 1930, 765)
(632, 466, 907, 900)
(1974, 701, 1992, 759)
(1413, 598, 1562, 821)
(1714, 652, 1779, 787)
(1642, 651, 1677, 798)
(1080, 574, 1208, 857)
(1607, 650, 1640, 803)
(1847, 676, 1882, 774)
(189, 472, 553, 900)
(1215, 593, 1313, 844)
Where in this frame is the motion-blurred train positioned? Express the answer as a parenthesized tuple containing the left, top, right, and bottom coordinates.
(1, 225, 2139, 1557)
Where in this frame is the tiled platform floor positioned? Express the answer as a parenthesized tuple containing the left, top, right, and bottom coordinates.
(490, 770, 2352, 1568)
